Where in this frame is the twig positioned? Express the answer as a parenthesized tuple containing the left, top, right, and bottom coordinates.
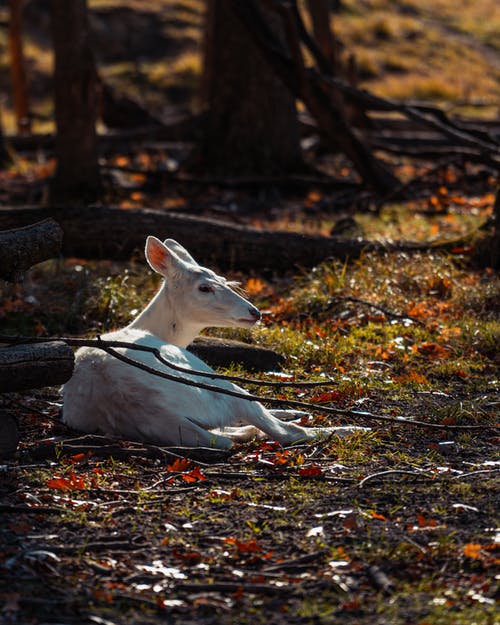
(325, 296, 426, 326)
(450, 468, 500, 480)
(2, 336, 497, 431)
(27, 434, 233, 464)
(0, 504, 64, 514)
(0, 334, 335, 388)
(176, 581, 294, 595)
(358, 469, 436, 488)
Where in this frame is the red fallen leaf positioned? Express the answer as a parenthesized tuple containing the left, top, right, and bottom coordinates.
(93, 589, 114, 603)
(274, 450, 291, 465)
(182, 466, 206, 483)
(171, 547, 202, 562)
(417, 513, 437, 527)
(46, 471, 86, 491)
(225, 537, 262, 553)
(311, 390, 345, 403)
(343, 515, 358, 531)
(341, 600, 360, 611)
(167, 457, 192, 472)
(298, 464, 324, 477)
(371, 511, 387, 521)
(68, 452, 91, 464)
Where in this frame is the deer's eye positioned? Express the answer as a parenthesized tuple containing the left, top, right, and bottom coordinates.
(198, 284, 213, 293)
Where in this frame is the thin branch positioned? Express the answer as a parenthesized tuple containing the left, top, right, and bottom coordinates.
(450, 468, 500, 480)
(358, 469, 436, 488)
(0, 334, 335, 388)
(324, 296, 426, 326)
(2, 335, 497, 431)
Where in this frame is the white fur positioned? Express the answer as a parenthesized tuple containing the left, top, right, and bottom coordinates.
(62, 237, 367, 448)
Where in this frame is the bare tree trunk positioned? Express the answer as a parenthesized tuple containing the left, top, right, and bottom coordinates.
(0, 112, 11, 167)
(201, 0, 302, 176)
(8, 0, 31, 134)
(50, 0, 101, 203)
(305, 0, 337, 71)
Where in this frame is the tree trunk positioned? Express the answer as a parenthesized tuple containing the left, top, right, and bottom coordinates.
(8, 0, 31, 134)
(201, 0, 302, 176)
(0, 219, 63, 281)
(0, 341, 75, 392)
(305, 0, 337, 71)
(0, 115, 11, 167)
(50, 0, 101, 203)
(0, 412, 19, 459)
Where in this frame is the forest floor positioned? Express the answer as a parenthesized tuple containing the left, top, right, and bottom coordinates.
(1, 237, 499, 624)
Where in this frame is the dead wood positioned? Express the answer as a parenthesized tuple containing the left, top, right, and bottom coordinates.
(231, 0, 399, 195)
(0, 204, 380, 271)
(0, 341, 74, 392)
(188, 336, 285, 372)
(0, 218, 63, 281)
(5, 112, 200, 153)
(0, 411, 19, 458)
(0, 205, 483, 273)
(28, 434, 232, 464)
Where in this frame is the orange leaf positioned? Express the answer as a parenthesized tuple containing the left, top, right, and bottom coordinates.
(182, 466, 206, 483)
(371, 511, 387, 521)
(463, 543, 482, 559)
(245, 277, 267, 296)
(47, 471, 86, 491)
(167, 458, 192, 472)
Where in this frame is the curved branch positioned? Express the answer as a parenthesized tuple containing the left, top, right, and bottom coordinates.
(1, 335, 497, 431)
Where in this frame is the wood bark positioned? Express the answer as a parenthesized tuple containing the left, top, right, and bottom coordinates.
(0, 412, 19, 459)
(50, 0, 101, 203)
(0, 121, 10, 167)
(0, 341, 74, 392)
(0, 204, 380, 272)
(201, 0, 303, 175)
(0, 219, 63, 281)
(188, 336, 284, 372)
(230, 0, 398, 194)
(305, 0, 337, 71)
(8, 0, 31, 134)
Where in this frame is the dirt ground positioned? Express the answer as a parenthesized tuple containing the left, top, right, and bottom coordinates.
(1, 383, 498, 625)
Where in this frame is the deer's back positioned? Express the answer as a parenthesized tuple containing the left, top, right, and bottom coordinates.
(62, 328, 255, 443)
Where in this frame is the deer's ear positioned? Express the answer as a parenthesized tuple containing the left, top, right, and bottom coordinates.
(145, 236, 181, 275)
(163, 238, 198, 266)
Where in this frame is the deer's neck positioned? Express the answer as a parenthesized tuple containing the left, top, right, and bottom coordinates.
(127, 285, 201, 348)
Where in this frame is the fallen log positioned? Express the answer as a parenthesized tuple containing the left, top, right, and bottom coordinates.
(188, 336, 285, 372)
(0, 341, 74, 392)
(0, 204, 379, 272)
(0, 204, 477, 272)
(0, 411, 19, 459)
(0, 218, 63, 281)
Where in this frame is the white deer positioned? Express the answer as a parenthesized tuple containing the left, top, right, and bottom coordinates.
(62, 236, 366, 449)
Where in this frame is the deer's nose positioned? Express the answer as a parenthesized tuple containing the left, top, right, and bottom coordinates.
(249, 307, 261, 321)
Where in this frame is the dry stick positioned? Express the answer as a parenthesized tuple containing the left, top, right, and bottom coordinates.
(283, 0, 500, 158)
(83, 344, 500, 432)
(2, 335, 497, 431)
(358, 469, 436, 489)
(0, 334, 334, 388)
(450, 468, 500, 480)
(324, 296, 426, 327)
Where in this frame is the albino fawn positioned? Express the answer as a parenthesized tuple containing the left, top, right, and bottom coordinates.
(63, 236, 366, 449)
